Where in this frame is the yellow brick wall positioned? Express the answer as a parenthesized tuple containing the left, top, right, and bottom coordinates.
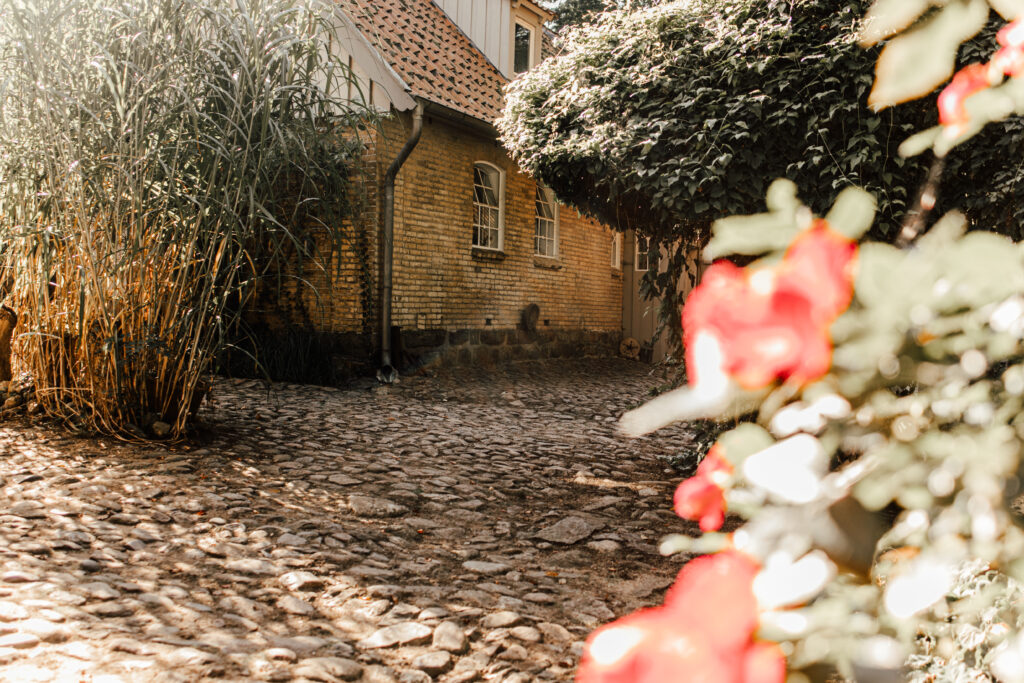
(384, 112, 623, 335)
(247, 110, 623, 372)
(247, 136, 379, 337)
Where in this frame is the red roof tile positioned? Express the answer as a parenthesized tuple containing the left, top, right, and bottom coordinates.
(337, 0, 508, 125)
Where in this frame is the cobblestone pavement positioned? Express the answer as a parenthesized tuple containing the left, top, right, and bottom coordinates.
(0, 358, 699, 682)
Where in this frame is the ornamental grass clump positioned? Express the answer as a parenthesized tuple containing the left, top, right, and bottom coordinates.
(583, 2, 1024, 682)
(0, 0, 369, 438)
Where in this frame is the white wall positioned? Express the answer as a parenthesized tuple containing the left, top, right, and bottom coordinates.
(323, 9, 409, 113)
(435, 0, 512, 77)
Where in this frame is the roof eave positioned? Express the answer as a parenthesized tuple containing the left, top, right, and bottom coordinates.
(512, 0, 556, 23)
(419, 97, 499, 139)
(330, 6, 417, 112)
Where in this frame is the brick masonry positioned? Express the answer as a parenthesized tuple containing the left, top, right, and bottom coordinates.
(247, 110, 623, 379)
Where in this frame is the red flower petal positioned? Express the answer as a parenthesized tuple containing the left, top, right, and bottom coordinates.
(664, 551, 760, 650)
(674, 446, 732, 531)
(742, 641, 788, 683)
(776, 220, 857, 323)
(992, 45, 1024, 77)
(578, 552, 785, 683)
(682, 221, 855, 389)
(937, 63, 989, 129)
(674, 476, 727, 531)
(997, 17, 1024, 49)
(576, 608, 735, 683)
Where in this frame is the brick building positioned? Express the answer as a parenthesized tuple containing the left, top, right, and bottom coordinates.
(246, 0, 628, 380)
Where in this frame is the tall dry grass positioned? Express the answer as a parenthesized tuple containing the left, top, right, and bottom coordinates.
(0, 0, 371, 437)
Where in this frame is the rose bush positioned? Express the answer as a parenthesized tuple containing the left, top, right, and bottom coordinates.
(590, 2, 1024, 681)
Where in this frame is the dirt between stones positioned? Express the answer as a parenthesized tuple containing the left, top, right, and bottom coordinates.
(0, 358, 699, 682)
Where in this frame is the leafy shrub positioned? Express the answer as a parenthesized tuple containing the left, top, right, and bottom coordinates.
(500, 0, 1024, 353)
(579, 2, 1024, 681)
(0, 0, 370, 437)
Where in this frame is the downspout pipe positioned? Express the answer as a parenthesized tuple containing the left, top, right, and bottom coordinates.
(379, 100, 424, 381)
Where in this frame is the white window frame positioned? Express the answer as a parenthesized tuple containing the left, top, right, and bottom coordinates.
(635, 235, 652, 272)
(513, 21, 535, 74)
(611, 233, 622, 269)
(534, 186, 559, 258)
(472, 162, 505, 251)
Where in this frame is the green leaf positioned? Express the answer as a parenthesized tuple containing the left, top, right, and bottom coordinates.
(898, 126, 942, 158)
(705, 213, 801, 260)
(826, 186, 877, 239)
(705, 180, 803, 260)
(859, 0, 932, 46)
(716, 424, 775, 466)
(868, 0, 989, 110)
(938, 232, 1024, 308)
(852, 243, 909, 309)
(989, 0, 1024, 20)
(916, 211, 967, 251)
(765, 178, 800, 213)
(659, 534, 694, 556)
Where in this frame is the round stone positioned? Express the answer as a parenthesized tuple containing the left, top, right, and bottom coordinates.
(265, 647, 297, 662)
(413, 650, 452, 675)
(432, 621, 468, 654)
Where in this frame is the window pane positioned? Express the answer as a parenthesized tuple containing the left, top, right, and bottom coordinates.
(636, 236, 650, 271)
(514, 24, 532, 73)
(474, 166, 499, 207)
(473, 164, 503, 249)
(534, 187, 557, 256)
(535, 187, 554, 219)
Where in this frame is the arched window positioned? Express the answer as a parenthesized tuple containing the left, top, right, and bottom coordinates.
(534, 186, 558, 257)
(473, 162, 504, 250)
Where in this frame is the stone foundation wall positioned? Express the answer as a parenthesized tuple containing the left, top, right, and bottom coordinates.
(397, 327, 621, 371)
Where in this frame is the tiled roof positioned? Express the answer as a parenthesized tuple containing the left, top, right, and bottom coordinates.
(542, 27, 558, 61)
(337, 0, 508, 125)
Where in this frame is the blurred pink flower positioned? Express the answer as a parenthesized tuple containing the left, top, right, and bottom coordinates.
(674, 445, 731, 531)
(577, 551, 785, 683)
(682, 220, 856, 390)
(993, 16, 1024, 76)
(937, 63, 989, 134)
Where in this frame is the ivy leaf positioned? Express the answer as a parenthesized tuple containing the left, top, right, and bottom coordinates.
(869, 0, 989, 110)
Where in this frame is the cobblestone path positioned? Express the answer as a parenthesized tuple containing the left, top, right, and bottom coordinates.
(0, 358, 698, 682)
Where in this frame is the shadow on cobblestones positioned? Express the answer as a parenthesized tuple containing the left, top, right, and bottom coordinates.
(0, 358, 698, 682)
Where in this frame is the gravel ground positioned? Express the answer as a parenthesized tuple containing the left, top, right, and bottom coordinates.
(0, 358, 699, 682)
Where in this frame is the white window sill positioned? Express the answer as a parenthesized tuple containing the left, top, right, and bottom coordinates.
(471, 246, 506, 261)
(532, 255, 562, 270)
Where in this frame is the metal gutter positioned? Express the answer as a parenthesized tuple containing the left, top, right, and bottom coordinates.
(378, 100, 425, 382)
